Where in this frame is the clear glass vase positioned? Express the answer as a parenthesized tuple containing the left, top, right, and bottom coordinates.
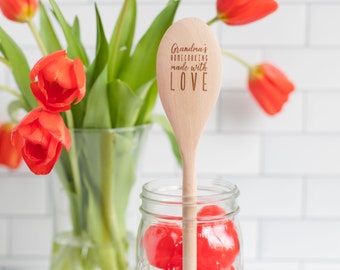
(137, 178, 243, 270)
(50, 125, 151, 270)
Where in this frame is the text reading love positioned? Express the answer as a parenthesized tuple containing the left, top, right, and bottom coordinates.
(169, 42, 209, 91)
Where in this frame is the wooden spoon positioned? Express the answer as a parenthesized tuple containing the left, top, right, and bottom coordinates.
(156, 17, 222, 270)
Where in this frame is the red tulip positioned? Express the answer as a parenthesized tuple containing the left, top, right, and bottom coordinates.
(217, 0, 278, 25)
(0, 122, 22, 169)
(30, 50, 86, 113)
(248, 62, 294, 115)
(0, 0, 38, 23)
(11, 108, 71, 175)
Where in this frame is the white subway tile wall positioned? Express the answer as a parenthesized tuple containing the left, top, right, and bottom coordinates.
(0, 0, 340, 269)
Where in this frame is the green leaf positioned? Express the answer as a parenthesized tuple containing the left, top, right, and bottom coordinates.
(71, 16, 81, 41)
(86, 4, 109, 90)
(0, 28, 37, 111)
(107, 0, 136, 81)
(108, 79, 143, 128)
(135, 79, 158, 125)
(67, 16, 86, 127)
(151, 114, 182, 166)
(82, 68, 111, 129)
(39, 0, 62, 53)
(49, 0, 89, 66)
(118, 0, 180, 91)
(72, 4, 109, 128)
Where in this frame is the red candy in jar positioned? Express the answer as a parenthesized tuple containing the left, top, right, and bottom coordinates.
(142, 205, 240, 270)
(137, 179, 241, 270)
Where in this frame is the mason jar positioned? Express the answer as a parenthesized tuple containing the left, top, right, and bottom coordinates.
(136, 178, 242, 270)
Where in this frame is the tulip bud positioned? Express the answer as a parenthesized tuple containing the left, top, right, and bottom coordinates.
(0, 0, 38, 23)
(0, 122, 22, 169)
(248, 62, 294, 115)
(30, 50, 86, 113)
(11, 108, 71, 175)
(217, 0, 278, 26)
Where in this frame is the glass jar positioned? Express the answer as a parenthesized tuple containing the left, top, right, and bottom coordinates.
(137, 178, 242, 270)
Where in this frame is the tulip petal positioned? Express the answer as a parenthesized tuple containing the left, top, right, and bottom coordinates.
(249, 77, 285, 115)
(30, 50, 66, 80)
(43, 59, 74, 89)
(227, 0, 278, 25)
(0, 127, 4, 162)
(72, 58, 86, 102)
(34, 79, 73, 112)
(262, 63, 294, 95)
(0, 122, 22, 169)
(22, 139, 62, 175)
(248, 63, 294, 115)
(217, 0, 249, 19)
(38, 110, 71, 150)
(249, 80, 280, 115)
(217, 0, 278, 25)
(13, 109, 40, 134)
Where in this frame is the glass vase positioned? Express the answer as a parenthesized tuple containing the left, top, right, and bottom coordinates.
(50, 125, 151, 270)
(137, 178, 243, 270)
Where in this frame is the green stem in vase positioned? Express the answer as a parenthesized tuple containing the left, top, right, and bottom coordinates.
(65, 110, 84, 235)
(50, 127, 147, 270)
(100, 131, 115, 243)
(100, 131, 128, 269)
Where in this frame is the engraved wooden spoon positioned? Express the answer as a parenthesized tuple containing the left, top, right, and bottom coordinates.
(156, 17, 222, 270)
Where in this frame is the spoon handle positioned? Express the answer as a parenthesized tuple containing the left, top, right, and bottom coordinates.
(182, 152, 197, 270)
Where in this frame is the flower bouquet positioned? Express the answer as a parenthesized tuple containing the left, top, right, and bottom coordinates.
(0, 0, 294, 269)
(1, 0, 181, 268)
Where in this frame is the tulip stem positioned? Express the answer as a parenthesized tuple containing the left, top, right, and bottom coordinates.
(65, 110, 83, 234)
(27, 20, 48, 56)
(222, 49, 252, 70)
(207, 16, 219, 26)
(0, 84, 23, 100)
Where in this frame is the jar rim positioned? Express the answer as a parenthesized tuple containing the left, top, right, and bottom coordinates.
(141, 178, 239, 205)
